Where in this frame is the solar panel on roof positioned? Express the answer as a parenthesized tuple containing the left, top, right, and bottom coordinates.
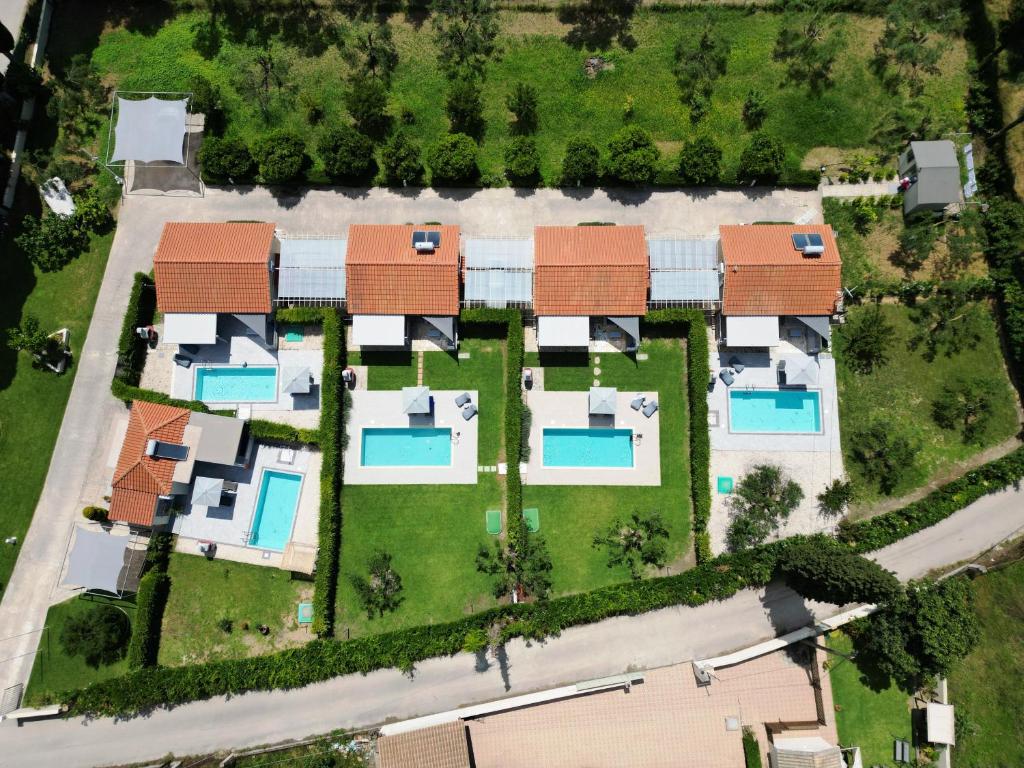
(792, 234, 809, 250)
(806, 233, 823, 247)
(147, 440, 189, 461)
(426, 231, 441, 247)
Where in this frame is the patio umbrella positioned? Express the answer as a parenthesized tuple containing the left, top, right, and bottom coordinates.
(786, 358, 819, 387)
(281, 365, 312, 395)
(402, 386, 431, 415)
(589, 386, 618, 416)
(191, 476, 225, 507)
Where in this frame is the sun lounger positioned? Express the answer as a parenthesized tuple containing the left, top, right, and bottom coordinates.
(173, 353, 192, 368)
(630, 394, 646, 411)
(462, 403, 478, 421)
(719, 369, 735, 386)
(455, 392, 471, 407)
(728, 356, 745, 373)
(642, 400, 659, 418)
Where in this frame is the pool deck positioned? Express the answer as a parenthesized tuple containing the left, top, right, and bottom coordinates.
(707, 344, 844, 554)
(524, 390, 661, 486)
(343, 390, 479, 485)
(171, 443, 320, 570)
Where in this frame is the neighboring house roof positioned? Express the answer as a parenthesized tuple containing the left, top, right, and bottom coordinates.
(533, 225, 648, 316)
(720, 224, 841, 316)
(770, 737, 843, 768)
(109, 401, 191, 526)
(899, 141, 962, 213)
(154, 222, 275, 314)
(377, 721, 472, 768)
(345, 225, 460, 315)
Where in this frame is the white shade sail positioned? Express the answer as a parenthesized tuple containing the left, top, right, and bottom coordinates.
(352, 314, 405, 347)
(110, 96, 188, 164)
(163, 313, 218, 345)
(63, 529, 131, 594)
(537, 315, 589, 348)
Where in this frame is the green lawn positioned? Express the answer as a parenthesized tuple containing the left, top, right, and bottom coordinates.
(524, 337, 692, 594)
(336, 336, 505, 638)
(24, 594, 135, 705)
(949, 559, 1024, 767)
(87, 7, 966, 184)
(827, 631, 913, 767)
(833, 304, 1018, 503)
(0, 229, 113, 597)
(348, 350, 419, 390)
(157, 553, 311, 666)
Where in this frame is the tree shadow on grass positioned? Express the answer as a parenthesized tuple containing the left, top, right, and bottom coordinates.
(558, 0, 640, 52)
(0, 182, 43, 393)
(760, 579, 815, 664)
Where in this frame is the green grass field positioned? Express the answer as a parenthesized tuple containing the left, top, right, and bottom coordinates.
(0, 230, 113, 598)
(87, 8, 966, 184)
(158, 553, 311, 666)
(833, 304, 1018, 503)
(524, 337, 692, 593)
(827, 631, 913, 766)
(949, 559, 1024, 767)
(24, 594, 135, 705)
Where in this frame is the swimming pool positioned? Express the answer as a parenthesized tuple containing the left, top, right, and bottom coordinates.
(542, 428, 634, 468)
(248, 470, 302, 551)
(194, 366, 278, 402)
(361, 427, 453, 467)
(729, 389, 822, 433)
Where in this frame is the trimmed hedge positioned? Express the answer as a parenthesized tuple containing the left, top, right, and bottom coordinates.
(742, 726, 764, 768)
(116, 272, 156, 386)
(248, 419, 319, 447)
(127, 571, 170, 669)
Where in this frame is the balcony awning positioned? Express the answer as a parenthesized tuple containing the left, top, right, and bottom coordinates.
(537, 315, 589, 348)
(424, 316, 456, 341)
(725, 316, 779, 348)
(796, 315, 832, 342)
(163, 313, 217, 345)
(352, 314, 405, 347)
(608, 316, 639, 342)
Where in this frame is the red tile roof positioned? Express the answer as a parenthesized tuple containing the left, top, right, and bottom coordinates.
(720, 224, 842, 316)
(533, 225, 648, 316)
(109, 401, 191, 526)
(154, 222, 275, 314)
(345, 225, 460, 315)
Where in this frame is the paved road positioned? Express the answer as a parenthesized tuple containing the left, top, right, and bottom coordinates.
(2, 484, 1022, 768)
(819, 179, 900, 198)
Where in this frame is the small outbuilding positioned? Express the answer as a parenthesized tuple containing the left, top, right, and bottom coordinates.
(899, 140, 962, 216)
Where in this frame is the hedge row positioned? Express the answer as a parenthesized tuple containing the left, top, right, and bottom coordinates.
(126, 572, 171, 669)
(847, 276, 995, 304)
(312, 308, 344, 636)
(115, 272, 156, 386)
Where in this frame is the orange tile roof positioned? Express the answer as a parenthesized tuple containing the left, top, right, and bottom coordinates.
(154, 222, 275, 314)
(109, 401, 191, 526)
(533, 225, 648, 315)
(720, 224, 842, 316)
(345, 225, 460, 315)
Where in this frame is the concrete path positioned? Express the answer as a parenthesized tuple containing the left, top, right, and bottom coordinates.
(1, 484, 1022, 768)
(819, 179, 900, 198)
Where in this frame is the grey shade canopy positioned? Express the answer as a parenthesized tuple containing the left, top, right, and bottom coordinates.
(282, 365, 312, 394)
(110, 97, 188, 163)
(589, 386, 617, 415)
(191, 476, 225, 507)
(402, 386, 431, 414)
(63, 529, 131, 594)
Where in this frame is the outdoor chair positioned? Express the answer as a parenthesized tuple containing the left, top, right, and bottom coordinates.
(719, 369, 735, 386)
(173, 353, 192, 368)
(630, 394, 646, 411)
(642, 400, 659, 418)
(455, 392, 471, 407)
(727, 356, 745, 373)
(462, 404, 478, 421)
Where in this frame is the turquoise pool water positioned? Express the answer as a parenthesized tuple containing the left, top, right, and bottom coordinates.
(729, 389, 822, 433)
(543, 428, 634, 468)
(194, 366, 277, 402)
(361, 427, 453, 466)
(248, 470, 302, 551)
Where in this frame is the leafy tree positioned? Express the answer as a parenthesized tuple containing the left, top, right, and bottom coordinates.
(198, 136, 254, 182)
(476, 533, 552, 600)
(5, 315, 50, 358)
(673, 17, 729, 123)
(677, 136, 722, 185)
(427, 133, 479, 185)
(773, 4, 844, 93)
(253, 130, 306, 184)
(349, 550, 404, 619)
(60, 605, 131, 668)
(504, 137, 541, 184)
(737, 132, 785, 181)
(605, 125, 660, 184)
(4, 59, 42, 100)
(189, 74, 225, 134)
(45, 54, 108, 149)
(932, 376, 1000, 444)
(850, 199, 878, 235)
(15, 213, 89, 272)
(817, 479, 855, 517)
(871, 0, 947, 96)
(431, 0, 499, 79)
(237, 45, 289, 119)
(344, 75, 391, 140)
(741, 89, 768, 130)
(894, 213, 939, 272)
(346, 21, 399, 84)
(557, 0, 641, 51)
(318, 125, 375, 182)
(851, 577, 979, 689)
(73, 189, 113, 234)
(380, 131, 424, 186)
(506, 82, 538, 135)
(839, 305, 895, 374)
(592, 511, 670, 579)
(726, 465, 804, 551)
(983, 197, 1024, 279)
(777, 540, 901, 605)
(850, 421, 919, 495)
(445, 75, 485, 139)
(909, 289, 987, 362)
(560, 136, 601, 185)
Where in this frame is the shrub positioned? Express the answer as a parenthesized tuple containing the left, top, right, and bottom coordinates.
(60, 605, 131, 668)
(849, 421, 919, 495)
(817, 479, 854, 517)
(217, 617, 233, 633)
(738, 133, 785, 181)
(560, 136, 601, 186)
(427, 133, 479, 185)
(506, 82, 538, 134)
(726, 465, 803, 551)
(4, 60, 43, 100)
(476, 533, 552, 600)
(115, 273, 156, 386)
(82, 506, 108, 522)
(503, 136, 540, 184)
(932, 376, 1000, 444)
(837, 305, 894, 374)
(127, 571, 170, 668)
(252, 131, 306, 184)
(317, 125, 375, 182)
(445, 75, 485, 139)
(677, 136, 722, 185)
(350, 550, 404, 619)
(742, 726, 763, 768)
(380, 131, 424, 186)
(432, 0, 499, 78)
(776, 539, 901, 605)
(189, 74, 225, 134)
(742, 89, 768, 129)
(5, 314, 50, 358)
(605, 125, 660, 185)
(592, 512, 670, 579)
(198, 136, 254, 182)
(15, 213, 89, 272)
(344, 75, 391, 139)
(852, 199, 878, 234)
